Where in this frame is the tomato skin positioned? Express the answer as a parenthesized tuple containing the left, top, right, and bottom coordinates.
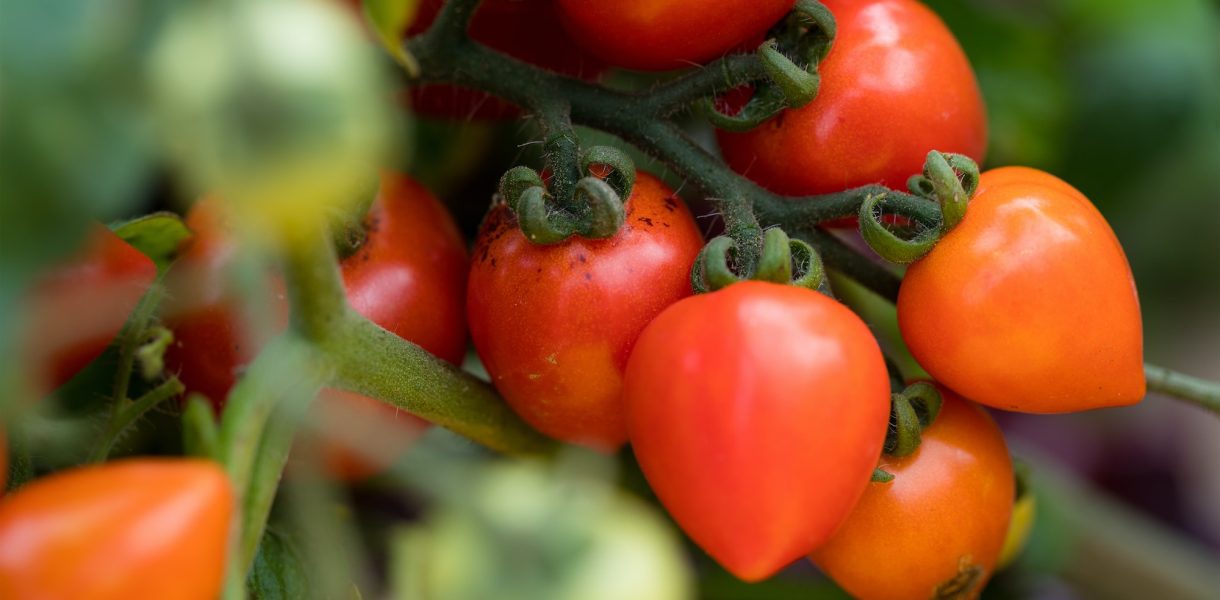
(164, 172, 466, 478)
(0, 459, 233, 600)
(898, 167, 1145, 412)
(624, 281, 891, 581)
(810, 389, 1014, 600)
(717, 0, 986, 196)
(406, 0, 604, 118)
(555, 0, 793, 71)
(24, 224, 157, 391)
(467, 173, 704, 449)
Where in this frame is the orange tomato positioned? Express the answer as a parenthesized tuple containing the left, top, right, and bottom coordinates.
(898, 167, 1145, 412)
(811, 390, 1014, 599)
(0, 459, 233, 600)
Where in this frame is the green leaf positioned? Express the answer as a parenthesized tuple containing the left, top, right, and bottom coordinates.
(249, 527, 312, 600)
(364, 0, 422, 74)
(112, 212, 192, 272)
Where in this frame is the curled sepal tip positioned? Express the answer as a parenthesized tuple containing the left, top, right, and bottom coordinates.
(908, 151, 980, 232)
(692, 236, 744, 294)
(697, 86, 787, 133)
(754, 228, 827, 292)
(498, 166, 546, 215)
(515, 186, 574, 245)
(581, 145, 636, 203)
(573, 177, 625, 239)
(871, 467, 895, 483)
(757, 40, 820, 108)
(882, 381, 944, 458)
(858, 193, 940, 264)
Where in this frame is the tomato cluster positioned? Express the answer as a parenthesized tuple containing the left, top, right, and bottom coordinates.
(1, 0, 1152, 597)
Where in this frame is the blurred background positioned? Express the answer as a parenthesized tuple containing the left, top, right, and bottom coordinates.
(2, 0, 1218, 598)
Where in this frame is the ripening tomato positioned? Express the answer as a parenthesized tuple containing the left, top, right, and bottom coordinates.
(23, 224, 157, 392)
(898, 167, 1145, 412)
(0, 459, 233, 600)
(164, 172, 466, 478)
(717, 0, 986, 196)
(624, 281, 891, 581)
(555, 0, 794, 71)
(467, 172, 704, 449)
(810, 389, 1014, 600)
(406, 0, 604, 118)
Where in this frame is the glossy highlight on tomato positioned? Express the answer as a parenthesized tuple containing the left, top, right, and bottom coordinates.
(898, 167, 1145, 412)
(164, 172, 467, 478)
(556, 0, 794, 71)
(811, 389, 1014, 600)
(24, 224, 157, 392)
(467, 172, 704, 449)
(624, 281, 891, 581)
(717, 0, 986, 195)
(0, 459, 233, 600)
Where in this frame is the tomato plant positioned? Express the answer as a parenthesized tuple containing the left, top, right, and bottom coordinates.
(898, 167, 1145, 412)
(717, 0, 986, 196)
(467, 172, 704, 449)
(555, 0, 794, 72)
(623, 281, 891, 581)
(810, 388, 1014, 600)
(23, 224, 156, 391)
(0, 459, 232, 600)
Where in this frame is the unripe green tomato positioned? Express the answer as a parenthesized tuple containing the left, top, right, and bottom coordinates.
(149, 0, 395, 239)
(394, 460, 693, 600)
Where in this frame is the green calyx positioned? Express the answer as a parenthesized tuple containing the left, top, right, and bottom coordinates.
(496, 145, 636, 245)
(692, 227, 827, 294)
(882, 381, 943, 458)
(859, 151, 981, 263)
(699, 0, 836, 130)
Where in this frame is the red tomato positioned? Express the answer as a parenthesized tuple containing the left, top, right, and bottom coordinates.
(555, 0, 793, 71)
(624, 281, 891, 581)
(406, 0, 604, 118)
(0, 459, 232, 600)
(898, 167, 1145, 412)
(23, 224, 157, 391)
(164, 172, 467, 478)
(467, 172, 704, 449)
(717, 0, 986, 196)
(810, 389, 1014, 600)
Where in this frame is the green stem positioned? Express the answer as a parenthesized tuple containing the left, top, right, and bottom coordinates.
(89, 376, 185, 462)
(323, 314, 554, 456)
(238, 408, 300, 574)
(1144, 364, 1220, 416)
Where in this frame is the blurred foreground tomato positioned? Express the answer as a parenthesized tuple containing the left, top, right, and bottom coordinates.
(717, 0, 986, 196)
(624, 281, 890, 580)
(898, 167, 1145, 412)
(467, 172, 704, 449)
(0, 459, 232, 600)
(555, 0, 794, 71)
(164, 172, 466, 479)
(811, 389, 1014, 600)
(23, 224, 156, 392)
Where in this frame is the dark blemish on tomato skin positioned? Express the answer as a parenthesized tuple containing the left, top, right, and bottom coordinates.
(662, 222, 670, 228)
(490, 258, 497, 268)
(584, 272, 592, 281)
(578, 254, 587, 263)
(638, 217, 654, 227)
(663, 197, 677, 212)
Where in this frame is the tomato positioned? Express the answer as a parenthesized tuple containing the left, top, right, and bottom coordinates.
(164, 171, 467, 478)
(810, 389, 1014, 600)
(716, 0, 986, 196)
(23, 224, 157, 392)
(623, 281, 890, 581)
(897, 167, 1145, 412)
(406, 0, 604, 118)
(0, 459, 232, 600)
(555, 0, 793, 71)
(467, 172, 703, 449)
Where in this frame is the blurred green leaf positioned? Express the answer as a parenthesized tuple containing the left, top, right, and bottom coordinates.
(249, 526, 313, 600)
(364, 0, 422, 73)
(113, 212, 192, 272)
